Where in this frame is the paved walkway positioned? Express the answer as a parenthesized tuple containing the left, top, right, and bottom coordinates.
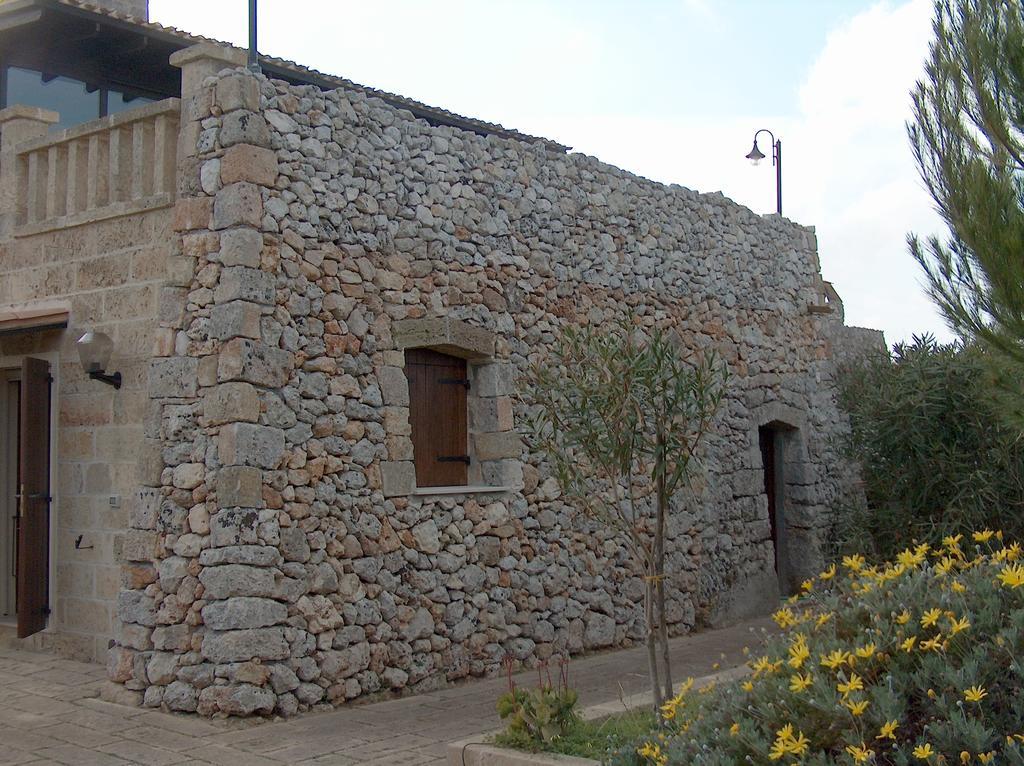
(0, 617, 772, 765)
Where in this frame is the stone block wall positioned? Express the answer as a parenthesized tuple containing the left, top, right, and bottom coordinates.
(111, 54, 866, 715)
(0, 207, 173, 660)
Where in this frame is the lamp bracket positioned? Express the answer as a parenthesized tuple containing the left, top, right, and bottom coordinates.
(89, 370, 122, 389)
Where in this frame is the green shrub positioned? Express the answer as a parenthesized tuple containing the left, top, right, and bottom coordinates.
(609, 532, 1024, 765)
(837, 335, 1024, 558)
(496, 658, 581, 745)
(494, 708, 656, 760)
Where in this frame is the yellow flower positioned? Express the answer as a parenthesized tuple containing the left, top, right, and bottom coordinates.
(973, 529, 995, 543)
(951, 580, 967, 593)
(855, 643, 877, 660)
(901, 636, 918, 652)
(843, 553, 866, 572)
(920, 634, 944, 652)
(936, 556, 956, 575)
(921, 608, 942, 628)
(801, 579, 814, 593)
(944, 533, 963, 550)
(820, 563, 837, 580)
(997, 563, 1024, 589)
(964, 685, 988, 703)
(845, 698, 869, 716)
(896, 610, 911, 625)
(821, 649, 851, 670)
(769, 725, 810, 760)
(877, 720, 899, 740)
(788, 634, 810, 669)
(789, 673, 813, 693)
(837, 673, 864, 697)
(949, 615, 970, 634)
(773, 607, 798, 629)
(846, 744, 874, 763)
(741, 680, 754, 692)
(960, 752, 971, 764)
(898, 547, 927, 568)
(815, 612, 834, 630)
(914, 743, 935, 760)
(637, 742, 667, 766)
(729, 722, 740, 736)
(978, 753, 994, 764)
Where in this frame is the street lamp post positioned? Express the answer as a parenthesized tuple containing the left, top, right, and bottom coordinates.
(746, 129, 782, 215)
(248, 0, 260, 73)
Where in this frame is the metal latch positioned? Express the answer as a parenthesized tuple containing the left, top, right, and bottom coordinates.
(438, 378, 470, 389)
(437, 455, 471, 464)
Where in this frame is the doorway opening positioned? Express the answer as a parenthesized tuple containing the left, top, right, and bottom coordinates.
(759, 423, 790, 594)
(0, 358, 52, 637)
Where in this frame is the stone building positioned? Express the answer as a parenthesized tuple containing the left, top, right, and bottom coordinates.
(0, 0, 881, 715)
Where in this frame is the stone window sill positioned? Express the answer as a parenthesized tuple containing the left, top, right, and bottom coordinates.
(411, 485, 511, 497)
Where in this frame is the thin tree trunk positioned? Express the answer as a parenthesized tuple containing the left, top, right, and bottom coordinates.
(655, 463, 673, 702)
(644, 568, 663, 710)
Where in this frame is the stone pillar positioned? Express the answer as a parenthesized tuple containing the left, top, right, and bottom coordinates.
(0, 105, 58, 236)
(116, 44, 299, 716)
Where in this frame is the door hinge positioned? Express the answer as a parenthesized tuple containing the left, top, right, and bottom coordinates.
(438, 378, 470, 389)
(437, 455, 471, 464)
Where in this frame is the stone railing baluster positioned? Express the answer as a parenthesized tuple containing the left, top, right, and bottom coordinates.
(1, 98, 181, 237)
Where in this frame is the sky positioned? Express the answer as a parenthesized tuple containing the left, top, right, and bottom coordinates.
(150, 0, 953, 346)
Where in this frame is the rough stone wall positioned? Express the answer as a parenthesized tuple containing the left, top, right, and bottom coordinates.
(0, 208, 172, 661)
(113, 60, 862, 716)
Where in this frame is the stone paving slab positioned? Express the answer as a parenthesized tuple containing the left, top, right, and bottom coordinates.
(0, 617, 772, 765)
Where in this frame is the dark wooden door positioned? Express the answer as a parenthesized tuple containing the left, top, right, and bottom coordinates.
(759, 425, 779, 573)
(17, 357, 50, 638)
(406, 349, 468, 487)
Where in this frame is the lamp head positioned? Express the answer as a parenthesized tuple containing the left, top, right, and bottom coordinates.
(746, 139, 766, 166)
(76, 331, 114, 374)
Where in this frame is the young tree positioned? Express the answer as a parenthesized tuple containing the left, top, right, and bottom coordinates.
(909, 0, 1024, 418)
(522, 323, 727, 709)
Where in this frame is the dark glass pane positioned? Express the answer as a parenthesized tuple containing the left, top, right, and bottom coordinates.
(107, 90, 154, 116)
(5, 67, 100, 130)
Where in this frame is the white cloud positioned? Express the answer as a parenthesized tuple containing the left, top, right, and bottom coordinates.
(518, 0, 951, 345)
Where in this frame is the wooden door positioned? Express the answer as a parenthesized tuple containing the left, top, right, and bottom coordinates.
(406, 349, 469, 487)
(17, 357, 50, 638)
(759, 426, 778, 573)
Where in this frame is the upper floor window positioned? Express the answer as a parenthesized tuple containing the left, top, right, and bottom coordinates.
(2, 66, 153, 131)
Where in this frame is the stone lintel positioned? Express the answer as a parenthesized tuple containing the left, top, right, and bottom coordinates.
(393, 316, 495, 360)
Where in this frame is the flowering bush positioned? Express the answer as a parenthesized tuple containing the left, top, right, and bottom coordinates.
(611, 532, 1024, 765)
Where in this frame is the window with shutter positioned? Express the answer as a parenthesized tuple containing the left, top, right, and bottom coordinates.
(405, 349, 469, 487)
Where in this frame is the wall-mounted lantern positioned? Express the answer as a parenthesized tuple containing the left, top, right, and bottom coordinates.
(76, 331, 121, 389)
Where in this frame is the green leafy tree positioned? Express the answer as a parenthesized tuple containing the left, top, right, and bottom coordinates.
(909, 0, 1024, 419)
(837, 335, 1024, 558)
(522, 322, 727, 709)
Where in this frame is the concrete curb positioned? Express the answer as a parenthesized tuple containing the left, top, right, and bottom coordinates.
(447, 664, 750, 766)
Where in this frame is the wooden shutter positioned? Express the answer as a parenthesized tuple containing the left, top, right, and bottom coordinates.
(405, 349, 468, 487)
(17, 357, 50, 638)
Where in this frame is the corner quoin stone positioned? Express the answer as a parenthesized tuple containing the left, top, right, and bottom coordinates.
(148, 357, 199, 398)
(203, 382, 260, 425)
(215, 466, 264, 508)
